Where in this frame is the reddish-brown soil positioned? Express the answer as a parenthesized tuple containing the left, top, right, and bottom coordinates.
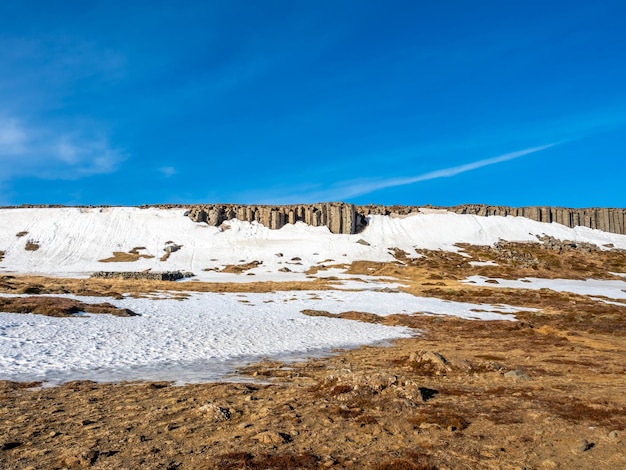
(0, 244, 625, 469)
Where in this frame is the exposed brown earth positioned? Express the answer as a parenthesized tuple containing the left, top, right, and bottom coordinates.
(0, 296, 137, 317)
(23, 241, 40, 252)
(98, 247, 155, 263)
(0, 243, 625, 468)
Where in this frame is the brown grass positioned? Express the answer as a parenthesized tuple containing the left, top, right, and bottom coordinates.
(213, 452, 320, 469)
(221, 261, 262, 274)
(15, 231, 28, 238)
(0, 296, 138, 317)
(98, 251, 155, 262)
(374, 453, 438, 470)
(24, 240, 40, 251)
(0, 274, 335, 297)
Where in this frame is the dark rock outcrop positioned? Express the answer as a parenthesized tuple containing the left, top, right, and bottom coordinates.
(90, 271, 194, 281)
(186, 202, 358, 234)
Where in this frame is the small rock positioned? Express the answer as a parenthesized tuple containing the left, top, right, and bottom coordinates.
(0, 442, 22, 451)
(356, 239, 370, 246)
(409, 350, 452, 374)
(609, 430, 619, 439)
(275, 253, 283, 257)
(417, 387, 439, 402)
(82, 450, 99, 465)
(504, 370, 531, 381)
(198, 403, 232, 422)
(48, 431, 59, 438)
(252, 431, 292, 445)
(576, 439, 595, 452)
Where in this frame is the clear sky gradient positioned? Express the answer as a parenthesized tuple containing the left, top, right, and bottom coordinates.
(1, 1, 625, 207)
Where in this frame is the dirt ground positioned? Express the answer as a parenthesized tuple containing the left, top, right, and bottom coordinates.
(0, 242, 625, 469)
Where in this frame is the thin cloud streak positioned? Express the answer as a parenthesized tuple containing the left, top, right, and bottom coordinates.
(255, 143, 558, 204)
(346, 143, 558, 197)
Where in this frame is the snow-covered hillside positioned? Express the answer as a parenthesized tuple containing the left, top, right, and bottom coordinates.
(1, 206, 625, 385)
(1, 207, 625, 281)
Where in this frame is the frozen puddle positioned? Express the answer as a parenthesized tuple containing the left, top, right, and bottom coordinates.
(0, 290, 529, 385)
(465, 276, 626, 300)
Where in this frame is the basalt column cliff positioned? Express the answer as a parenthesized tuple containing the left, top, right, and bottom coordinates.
(184, 203, 626, 236)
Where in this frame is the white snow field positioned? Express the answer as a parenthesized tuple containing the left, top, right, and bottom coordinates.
(465, 276, 626, 300)
(1, 207, 625, 280)
(0, 290, 531, 384)
(0, 207, 624, 384)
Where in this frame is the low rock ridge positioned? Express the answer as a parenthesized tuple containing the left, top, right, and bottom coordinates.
(90, 271, 194, 281)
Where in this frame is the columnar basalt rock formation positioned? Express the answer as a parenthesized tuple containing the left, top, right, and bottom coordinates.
(4, 203, 624, 235)
(184, 203, 626, 236)
(186, 203, 358, 234)
(357, 205, 626, 236)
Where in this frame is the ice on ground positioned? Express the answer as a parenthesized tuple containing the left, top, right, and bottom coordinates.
(469, 260, 498, 267)
(0, 289, 529, 384)
(1, 207, 625, 281)
(465, 276, 626, 300)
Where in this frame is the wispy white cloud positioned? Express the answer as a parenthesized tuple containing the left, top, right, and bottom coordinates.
(0, 115, 126, 180)
(158, 166, 177, 177)
(254, 143, 558, 204)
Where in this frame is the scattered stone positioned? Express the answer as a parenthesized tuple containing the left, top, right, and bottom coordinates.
(163, 243, 182, 254)
(609, 430, 619, 439)
(252, 431, 291, 445)
(0, 442, 22, 451)
(278, 267, 291, 273)
(82, 449, 99, 465)
(576, 439, 595, 452)
(417, 387, 439, 402)
(504, 370, 531, 381)
(275, 253, 283, 257)
(356, 239, 370, 246)
(198, 403, 232, 422)
(409, 350, 452, 374)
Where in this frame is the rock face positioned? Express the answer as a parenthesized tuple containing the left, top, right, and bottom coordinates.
(186, 202, 358, 234)
(357, 204, 626, 236)
(183, 203, 626, 236)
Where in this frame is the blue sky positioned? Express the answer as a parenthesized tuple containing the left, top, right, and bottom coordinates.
(1, 1, 625, 207)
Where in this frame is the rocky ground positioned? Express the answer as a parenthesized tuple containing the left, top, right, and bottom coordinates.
(0, 241, 625, 469)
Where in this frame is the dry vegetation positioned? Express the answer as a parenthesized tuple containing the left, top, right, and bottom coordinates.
(24, 241, 40, 252)
(0, 296, 137, 317)
(15, 231, 28, 238)
(0, 274, 336, 298)
(98, 247, 155, 263)
(220, 260, 263, 274)
(0, 242, 625, 468)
